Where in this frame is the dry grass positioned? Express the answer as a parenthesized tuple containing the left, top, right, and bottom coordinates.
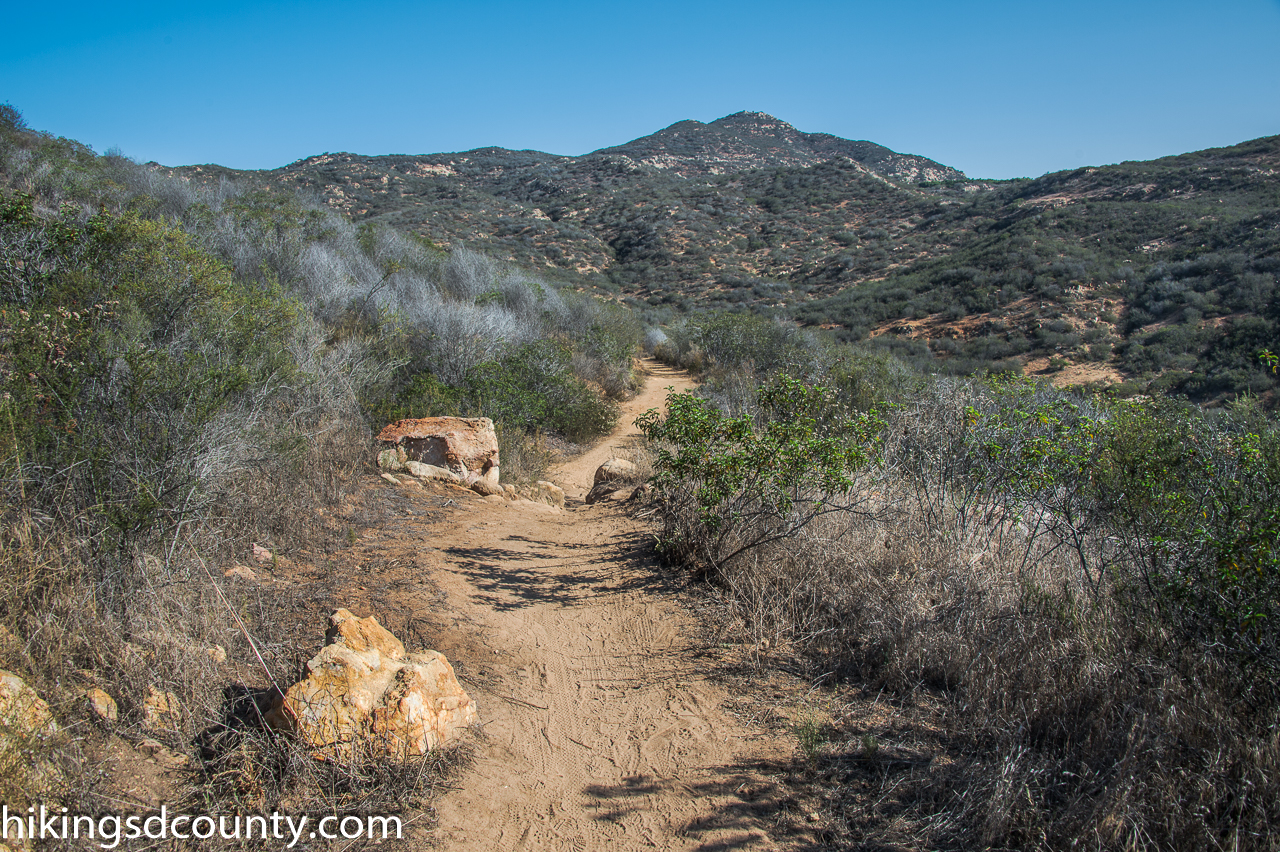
(678, 486, 1280, 849)
(0, 423, 466, 837)
(495, 428, 558, 486)
(648, 401, 1280, 852)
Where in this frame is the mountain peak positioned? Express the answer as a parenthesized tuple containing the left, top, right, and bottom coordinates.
(590, 112, 963, 182)
(714, 110, 785, 124)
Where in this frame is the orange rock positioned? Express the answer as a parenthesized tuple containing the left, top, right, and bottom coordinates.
(376, 417, 500, 486)
(86, 687, 118, 723)
(325, 609, 405, 658)
(142, 686, 181, 730)
(0, 670, 62, 806)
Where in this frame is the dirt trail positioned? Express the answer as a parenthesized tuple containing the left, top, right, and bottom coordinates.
(413, 362, 793, 850)
(550, 362, 684, 501)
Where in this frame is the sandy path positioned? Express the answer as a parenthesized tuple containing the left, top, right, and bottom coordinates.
(552, 362, 690, 500)
(424, 361, 792, 850)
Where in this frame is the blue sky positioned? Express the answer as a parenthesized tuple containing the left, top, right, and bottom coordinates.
(4, 0, 1279, 179)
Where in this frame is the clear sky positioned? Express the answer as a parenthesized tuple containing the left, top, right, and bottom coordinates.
(4, 0, 1279, 179)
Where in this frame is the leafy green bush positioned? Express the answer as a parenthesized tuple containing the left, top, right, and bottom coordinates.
(642, 363, 1280, 848)
(638, 375, 883, 572)
(1092, 399, 1280, 661)
(467, 340, 618, 443)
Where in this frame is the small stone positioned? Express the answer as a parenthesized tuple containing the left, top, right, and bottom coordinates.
(252, 543, 273, 565)
(585, 482, 618, 504)
(142, 686, 181, 730)
(532, 480, 565, 508)
(224, 565, 258, 581)
(380, 472, 401, 485)
(206, 645, 227, 664)
(86, 687, 118, 723)
(405, 461, 462, 483)
(471, 478, 504, 497)
(137, 737, 165, 756)
(376, 449, 405, 472)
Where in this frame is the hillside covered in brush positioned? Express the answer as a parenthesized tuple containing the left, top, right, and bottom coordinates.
(173, 114, 1278, 401)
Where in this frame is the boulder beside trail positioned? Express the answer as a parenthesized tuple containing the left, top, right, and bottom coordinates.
(594, 458, 637, 485)
(266, 609, 477, 758)
(586, 458, 639, 504)
(377, 417, 500, 488)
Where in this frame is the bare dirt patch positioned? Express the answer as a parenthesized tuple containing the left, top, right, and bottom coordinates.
(1025, 356, 1126, 387)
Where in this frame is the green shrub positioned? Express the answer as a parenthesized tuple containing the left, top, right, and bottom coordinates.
(371, 371, 463, 425)
(638, 375, 883, 572)
(1093, 399, 1280, 660)
(466, 341, 617, 443)
(2, 206, 300, 543)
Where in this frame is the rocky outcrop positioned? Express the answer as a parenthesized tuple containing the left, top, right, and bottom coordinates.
(266, 609, 477, 758)
(376, 417, 500, 488)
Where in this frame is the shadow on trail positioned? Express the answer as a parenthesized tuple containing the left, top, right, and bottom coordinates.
(586, 721, 975, 852)
(442, 530, 679, 611)
(582, 741, 958, 851)
(583, 759, 823, 851)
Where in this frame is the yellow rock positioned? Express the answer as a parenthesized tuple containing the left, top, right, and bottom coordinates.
(86, 687, 118, 723)
(0, 669, 61, 807)
(142, 686, 181, 730)
(268, 610, 477, 757)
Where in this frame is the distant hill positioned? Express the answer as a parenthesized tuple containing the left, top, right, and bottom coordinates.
(170, 112, 967, 296)
(795, 135, 1280, 398)
(592, 111, 963, 182)
(167, 116, 1280, 401)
